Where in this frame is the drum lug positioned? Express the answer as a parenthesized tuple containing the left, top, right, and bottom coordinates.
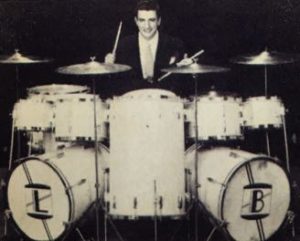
(133, 197, 138, 209)
(158, 196, 163, 209)
(178, 197, 183, 209)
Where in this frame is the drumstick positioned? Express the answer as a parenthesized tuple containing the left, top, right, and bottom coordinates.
(158, 49, 205, 82)
(190, 49, 205, 60)
(112, 21, 123, 56)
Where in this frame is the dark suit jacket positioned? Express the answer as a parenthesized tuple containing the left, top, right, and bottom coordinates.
(115, 33, 185, 91)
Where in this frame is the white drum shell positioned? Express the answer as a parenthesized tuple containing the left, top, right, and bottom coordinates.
(13, 98, 54, 131)
(108, 89, 186, 218)
(243, 96, 285, 129)
(185, 93, 243, 140)
(185, 147, 290, 241)
(7, 145, 109, 241)
(54, 94, 108, 141)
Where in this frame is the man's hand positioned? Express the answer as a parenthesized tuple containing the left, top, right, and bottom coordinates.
(176, 53, 194, 67)
(104, 53, 116, 64)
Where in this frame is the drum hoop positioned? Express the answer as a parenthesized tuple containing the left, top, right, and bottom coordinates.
(7, 157, 74, 240)
(28, 84, 90, 95)
(219, 156, 291, 239)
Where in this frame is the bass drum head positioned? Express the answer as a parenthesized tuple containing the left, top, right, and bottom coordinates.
(221, 158, 290, 241)
(7, 144, 109, 241)
(8, 159, 70, 241)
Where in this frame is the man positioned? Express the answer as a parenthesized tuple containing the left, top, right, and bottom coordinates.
(105, 1, 191, 90)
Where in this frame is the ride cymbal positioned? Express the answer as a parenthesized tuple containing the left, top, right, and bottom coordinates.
(56, 57, 131, 75)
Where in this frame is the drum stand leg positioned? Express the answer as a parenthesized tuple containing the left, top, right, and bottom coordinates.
(92, 78, 101, 241)
(76, 228, 87, 241)
(282, 115, 290, 173)
(8, 118, 16, 171)
(196, 202, 231, 241)
(193, 75, 199, 241)
(264, 66, 271, 157)
(265, 130, 271, 156)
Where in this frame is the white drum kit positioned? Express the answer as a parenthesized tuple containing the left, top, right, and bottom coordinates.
(2, 50, 297, 241)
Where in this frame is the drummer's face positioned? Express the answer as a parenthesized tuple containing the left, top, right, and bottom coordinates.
(135, 10, 161, 40)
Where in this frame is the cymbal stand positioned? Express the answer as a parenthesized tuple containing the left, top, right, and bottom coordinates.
(104, 169, 108, 241)
(15, 65, 22, 159)
(264, 65, 271, 156)
(92, 77, 101, 241)
(193, 74, 199, 241)
(76, 228, 87, 241)
(282, 115, 290, 173)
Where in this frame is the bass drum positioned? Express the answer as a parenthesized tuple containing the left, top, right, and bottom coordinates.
(107, 89, 186, 218)
(185, 146, 290, 241)
(7, 144, 109, 241)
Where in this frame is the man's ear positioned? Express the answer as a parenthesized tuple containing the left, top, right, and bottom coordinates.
(158, 17, 161, 26)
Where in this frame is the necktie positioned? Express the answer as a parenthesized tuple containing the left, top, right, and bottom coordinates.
(144, 43, 154, 81)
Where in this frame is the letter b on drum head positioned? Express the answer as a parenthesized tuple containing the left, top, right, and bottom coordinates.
(241, 184, 272, 220)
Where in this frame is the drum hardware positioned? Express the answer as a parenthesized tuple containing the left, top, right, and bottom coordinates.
(7, 145, 109, 241)
(161, 63, 230, 241)
(28, 84, 90, 95)
(154, 180, 158, 241)
(65, 179, 87, 192)
(282, 115, 290, 173)
(186, 147, 291, 241)
(76, 228, 88, 241)
(231, 49, 299, 158)
(206, 177, 226, 187)
(56, 58, 130, 241)
(1, 50, 53, 166)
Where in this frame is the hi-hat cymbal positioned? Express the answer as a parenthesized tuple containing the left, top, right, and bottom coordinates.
(231, 50, 299, 65)
(0, 49, 52, 64)
(56, 57, 131, 75)
(161, 63, 230, 74)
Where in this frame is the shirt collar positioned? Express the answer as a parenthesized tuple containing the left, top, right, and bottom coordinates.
(138, 31, 159, 47)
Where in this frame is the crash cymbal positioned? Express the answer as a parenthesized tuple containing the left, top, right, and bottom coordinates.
(161, 63, 230, 74)
(231, 50, 299, 65)
(56, 57, 131, 75)
(0, 49, 52, 64)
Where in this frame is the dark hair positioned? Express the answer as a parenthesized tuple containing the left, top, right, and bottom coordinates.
(135, 1, 160, 17)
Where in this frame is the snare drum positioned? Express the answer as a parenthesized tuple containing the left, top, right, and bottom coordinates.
(185, 91, 243, 140)
(7, 144, 109, 241)
(243, 96, 285, 129)
(185, 146, 290, 241)
(107, 89, 186, 218)
(54, 94, 108, 141)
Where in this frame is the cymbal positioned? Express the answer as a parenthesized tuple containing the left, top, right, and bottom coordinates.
(231, 50, 299, 65)
(56, 57, 131, 75)
(161, 63, 230, 74)
(0, 49, 52, 64)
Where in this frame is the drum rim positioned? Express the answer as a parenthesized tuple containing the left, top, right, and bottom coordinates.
(219, 156, 291, 241)
(7, 157, 74, 241)
(27, 84, 90, 95)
